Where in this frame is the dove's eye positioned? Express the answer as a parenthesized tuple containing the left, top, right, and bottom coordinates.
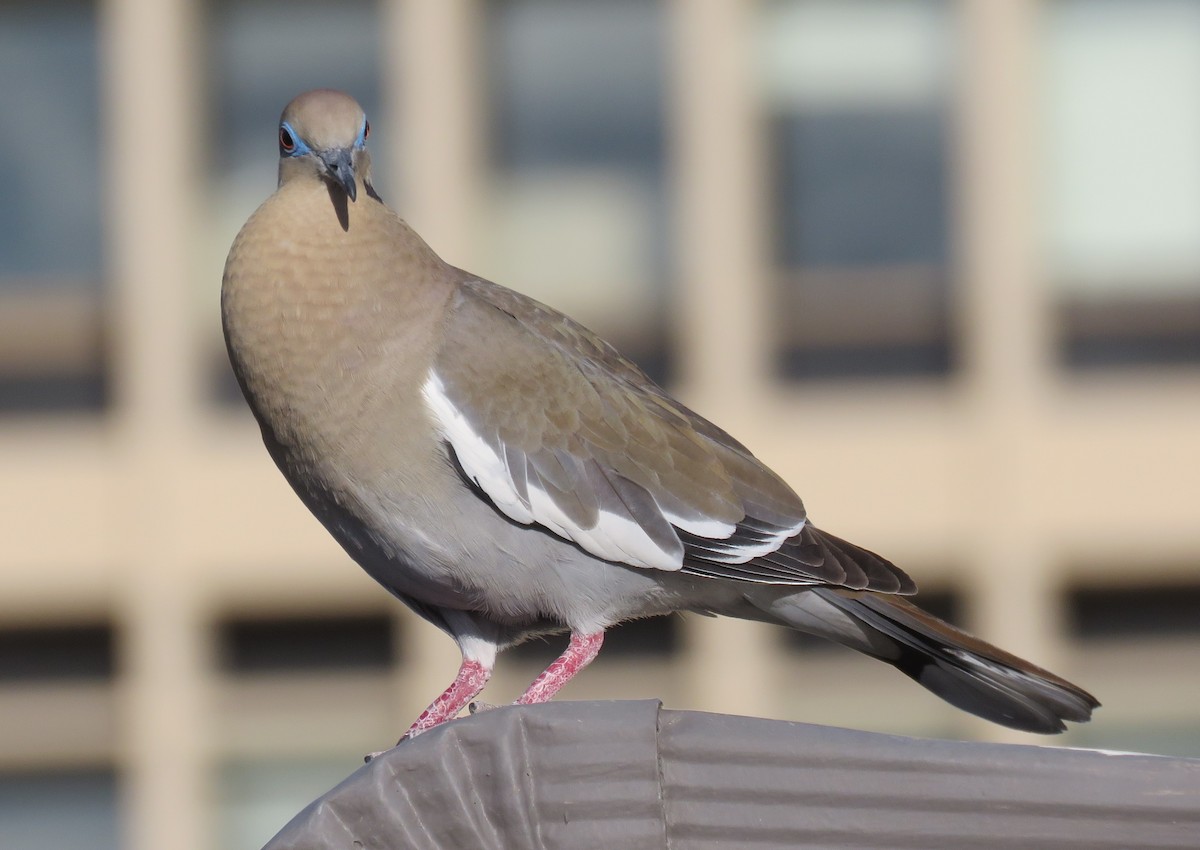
(353, 119, 370, 149)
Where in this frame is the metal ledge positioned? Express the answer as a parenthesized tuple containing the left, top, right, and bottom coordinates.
(264, 700, 1200, 849)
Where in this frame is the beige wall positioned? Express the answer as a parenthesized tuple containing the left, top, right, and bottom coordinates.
(1, 1, 1198, 849)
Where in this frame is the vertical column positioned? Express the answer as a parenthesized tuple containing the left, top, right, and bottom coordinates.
(668, 0, 775, 721)
(385, 0, 484, 266)
(668, 0, 771, 405)
(381, 0, 486, 726)
(104, 0, 202, 429)
(100, 0, 209, 846)
(955, 0, 1061, 742)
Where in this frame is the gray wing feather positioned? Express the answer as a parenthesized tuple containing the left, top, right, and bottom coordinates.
(429, 279, 914, 592)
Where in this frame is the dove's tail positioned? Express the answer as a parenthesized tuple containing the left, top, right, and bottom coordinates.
(749, 587, 1098, 733)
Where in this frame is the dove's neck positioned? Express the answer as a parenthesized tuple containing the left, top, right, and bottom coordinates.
(221, 177, 457, 474)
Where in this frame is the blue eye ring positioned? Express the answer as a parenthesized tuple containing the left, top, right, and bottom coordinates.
(279, 122, 311, 157)
(354, 118, 370, 149)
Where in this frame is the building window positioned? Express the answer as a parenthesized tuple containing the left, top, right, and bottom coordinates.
(217, 612, 395, 674)
(0, 770, 119, 850)
(0, 623, 114, 682)
(0, 0, 105, 413)
(481, 0, 672, 384)
(759, 0, 955, 379)
(1042, 0, 1200, 368)
(216, 758, 360, 850)
(509, 615, 680, 668)
(1068, 582, 1200, 640)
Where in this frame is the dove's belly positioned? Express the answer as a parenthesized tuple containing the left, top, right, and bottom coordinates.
(285, 438, 715, 637)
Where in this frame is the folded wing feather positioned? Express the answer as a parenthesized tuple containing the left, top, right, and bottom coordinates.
(423, 279, 911, 593)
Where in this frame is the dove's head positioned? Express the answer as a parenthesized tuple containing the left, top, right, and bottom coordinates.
(276, 89, 372, 202)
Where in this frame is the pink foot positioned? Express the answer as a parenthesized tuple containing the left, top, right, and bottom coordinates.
(516, 631, 604, 705)
(401, 657, 492, 741)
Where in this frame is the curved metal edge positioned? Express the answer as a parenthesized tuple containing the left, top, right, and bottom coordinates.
(263, 701, 1200, 850)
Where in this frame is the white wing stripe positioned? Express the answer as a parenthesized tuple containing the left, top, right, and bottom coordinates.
(663, 512, 736, 540)
(422, 371, 683, 571)
(421, 371, 803, 571)
(715, 521, 806, 564)
(422, 372, 535, 524)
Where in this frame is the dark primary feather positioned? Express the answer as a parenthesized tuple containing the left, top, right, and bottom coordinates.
(680, 524, 916, 593)
(814, 591, 1099, 733)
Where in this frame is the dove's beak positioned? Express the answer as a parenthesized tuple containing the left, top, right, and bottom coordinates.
(319, 148, 357, 202)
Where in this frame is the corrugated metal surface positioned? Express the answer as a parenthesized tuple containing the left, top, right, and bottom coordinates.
(659, 710, 1199, 849)
(264, 701, 1200, 849)
(265, 700, 665, 849)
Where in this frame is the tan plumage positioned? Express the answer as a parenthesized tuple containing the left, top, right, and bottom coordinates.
(223, 90, 1098, 743)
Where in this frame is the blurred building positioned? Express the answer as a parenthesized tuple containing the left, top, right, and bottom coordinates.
(2, 1, 1199, 848)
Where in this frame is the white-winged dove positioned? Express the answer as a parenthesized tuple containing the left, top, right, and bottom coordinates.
(222, 90, 1097, 742)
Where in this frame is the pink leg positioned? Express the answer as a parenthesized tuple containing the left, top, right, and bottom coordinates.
(516, 631, 604, 705)
(401, 658, 492, 740)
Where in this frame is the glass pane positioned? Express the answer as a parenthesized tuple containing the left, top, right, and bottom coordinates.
(215, 758, 359, 850)
(1042, 0, 1200, 367)
(204, 0, 384, 402)
(510, 616, 679, 667)
(1068, 583, 1200, 640)
(0, 623, 113, 682)
(217, 613, 395, 674)
(759, 0, 954, 379)
(481, 0, 671, 383)
(0, 2, 102, 284)
(0, 770, 119, 850)
(0, 0, 105, 412)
